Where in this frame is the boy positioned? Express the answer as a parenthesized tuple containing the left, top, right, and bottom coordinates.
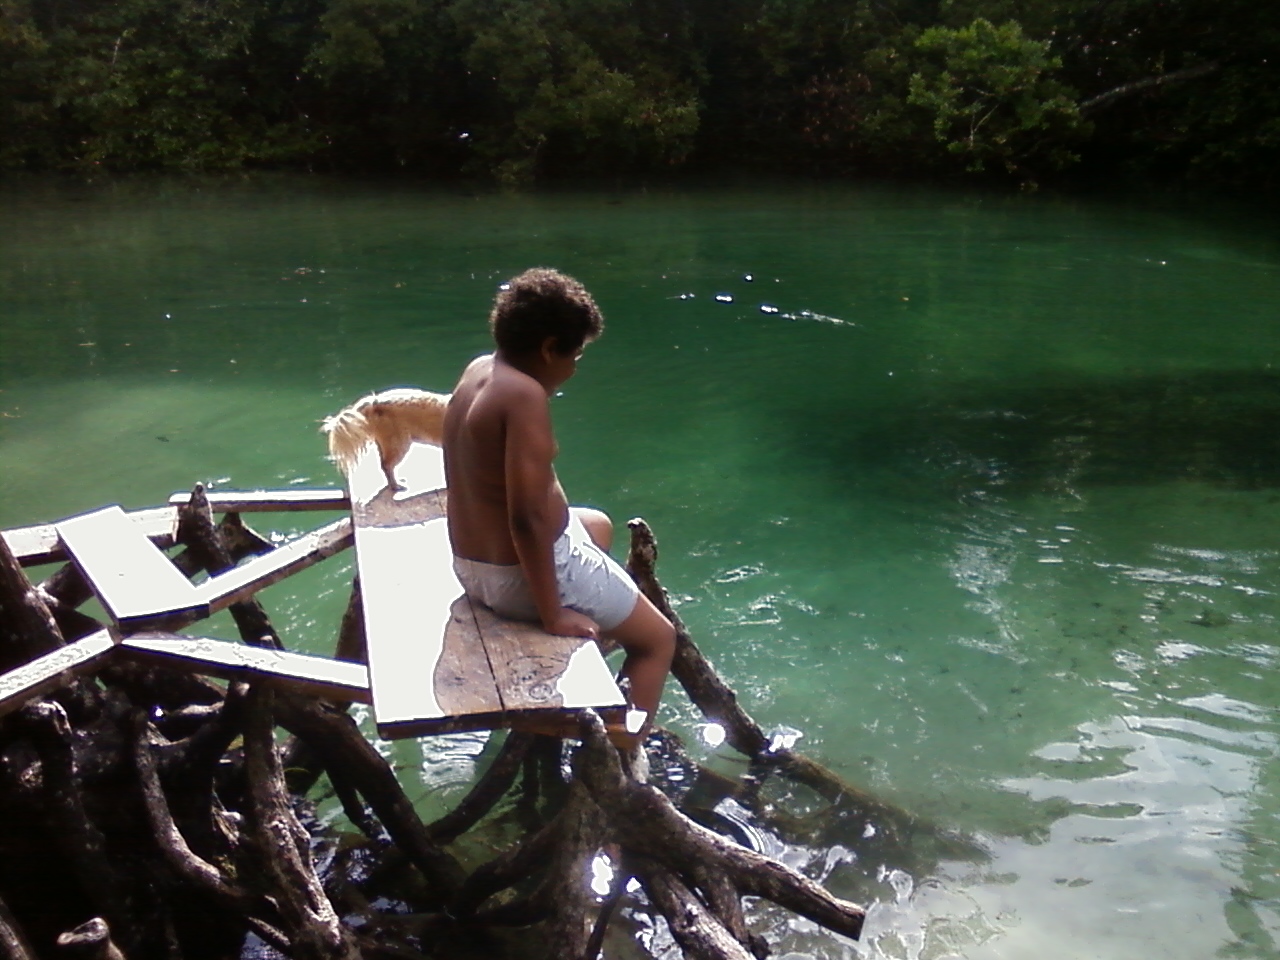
(442, 268, 676, 743)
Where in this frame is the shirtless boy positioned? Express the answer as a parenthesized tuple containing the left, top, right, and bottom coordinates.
(443, 268, 676, 742)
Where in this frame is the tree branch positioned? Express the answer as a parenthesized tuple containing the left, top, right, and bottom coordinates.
(632, 858, 754, 960)
(0, 891, 36, 960)
(1079, 61, 1220, 114)
(576, 711, 866, 942)
(244, 684, 359, 960)
(17, 702, 141, 949)
(131, 710, 251, 908)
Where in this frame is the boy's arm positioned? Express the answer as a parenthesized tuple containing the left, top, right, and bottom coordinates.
(503, 390, 598, 639)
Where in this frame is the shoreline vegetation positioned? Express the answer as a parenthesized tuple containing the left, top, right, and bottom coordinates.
(0, 1, 1276, 193)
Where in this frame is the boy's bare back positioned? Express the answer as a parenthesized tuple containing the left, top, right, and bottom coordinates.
(443, 353, 571, 567)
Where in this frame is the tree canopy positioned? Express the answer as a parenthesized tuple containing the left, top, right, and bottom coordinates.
(0, 0, 1275, 187)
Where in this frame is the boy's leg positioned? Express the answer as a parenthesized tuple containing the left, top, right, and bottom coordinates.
(566, 505, 674, 741)
(603, 594, 676, 734)
(570, 506, 614, 551)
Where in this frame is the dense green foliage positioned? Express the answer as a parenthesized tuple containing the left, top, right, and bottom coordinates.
(0, 0, 1276, 187)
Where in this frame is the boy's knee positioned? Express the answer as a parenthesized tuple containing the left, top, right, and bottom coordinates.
(654, 615, 676, 662)
(573, 506, 614, 550)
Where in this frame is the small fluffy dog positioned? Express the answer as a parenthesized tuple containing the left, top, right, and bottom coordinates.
(323, 388, 450, 491)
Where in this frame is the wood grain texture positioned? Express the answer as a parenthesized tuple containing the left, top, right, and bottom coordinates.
(471, 602, 624, 714)
(355, 515, 467, 731)
(432, 596, 503, 717)
(349, 441, 485, 733)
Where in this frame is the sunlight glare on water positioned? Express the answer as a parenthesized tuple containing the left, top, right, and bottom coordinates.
(2, 176, 1280, 959)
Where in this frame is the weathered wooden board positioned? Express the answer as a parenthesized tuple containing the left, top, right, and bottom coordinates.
(349, 441, 500, 737)
(55, 501, 352, 630)
(119, 632, 370, 704)
(349, 441, 625, 739)
(196, 517, 353, 612)
(57, 506, 207, 627)
(433, 596, 507, 719)
(356, 514, 489, 736)
(5, 506, 177, 568)
(470, 602, 625, 715)
(0, 629, 117, 717)
(166, 489, 350, 513)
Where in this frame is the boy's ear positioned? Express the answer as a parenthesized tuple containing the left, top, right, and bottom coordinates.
(538, 336, 560, 362)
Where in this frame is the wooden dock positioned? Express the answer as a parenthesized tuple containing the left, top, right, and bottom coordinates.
(0, 443, 625, 738)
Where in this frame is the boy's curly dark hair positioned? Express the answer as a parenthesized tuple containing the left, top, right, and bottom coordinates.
(489, 268, 604, 357)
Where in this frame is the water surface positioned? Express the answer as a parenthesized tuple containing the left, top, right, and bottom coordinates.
(3, 176, 1280, 959)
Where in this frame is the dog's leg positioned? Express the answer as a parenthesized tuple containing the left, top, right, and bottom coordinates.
(381, 455, 405, 492)
(380, 431, 410, 492)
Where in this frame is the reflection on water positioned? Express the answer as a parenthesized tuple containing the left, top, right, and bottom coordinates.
(3, 178, 1280, 959)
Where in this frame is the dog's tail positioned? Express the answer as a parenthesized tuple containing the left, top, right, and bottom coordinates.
(321, 397, 376, 478)
(321, 388, 451, 477)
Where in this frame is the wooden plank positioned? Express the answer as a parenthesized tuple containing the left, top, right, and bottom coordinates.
(195, 516, 353, 612)
(358, 513, 503, 738)
(373, 593, 513, 739)
(471, 602, 626, 717)
(119, 632, 370, 704)
(0, 629, 117, 717)
(349, 441, 504, 737)
(166, 489, 350, 513)
(5, 506, 177, 568)
(57, 506, 207, 627)
(434, 596, 508, 718)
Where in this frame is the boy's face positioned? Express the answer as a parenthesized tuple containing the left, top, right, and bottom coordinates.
(546, 344, 585, 389)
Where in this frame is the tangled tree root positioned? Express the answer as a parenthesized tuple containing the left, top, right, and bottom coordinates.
(0, 492, 979, 959)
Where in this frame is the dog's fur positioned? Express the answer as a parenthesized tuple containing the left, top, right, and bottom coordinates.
(322, 388, 450, 491)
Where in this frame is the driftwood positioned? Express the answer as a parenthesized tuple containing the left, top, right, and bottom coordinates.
(15, 702, 140, 950)
(0, 491, 974, 959)
(243, 686, 359, 960)
(0, 893, 37, 960)
(176, 485, 283, 650)
(1079, 60, 1221, 114)
(0, 529, 64, 671)
(173, 488, 465, 898)
(55, 919, 126, 960)
(443, 708, 866, 958)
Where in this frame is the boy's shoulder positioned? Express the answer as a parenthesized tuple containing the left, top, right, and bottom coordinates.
(461, 354, 545, 412)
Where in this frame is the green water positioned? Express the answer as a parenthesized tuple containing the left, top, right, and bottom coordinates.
(3, 176, 1280, 959)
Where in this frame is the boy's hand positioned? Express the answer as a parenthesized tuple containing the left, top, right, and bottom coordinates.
(546, 607, 599, 640)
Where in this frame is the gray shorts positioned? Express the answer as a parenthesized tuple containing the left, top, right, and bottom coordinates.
(452, 514, 640, 631)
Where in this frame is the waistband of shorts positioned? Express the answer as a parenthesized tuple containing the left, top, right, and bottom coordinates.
(453, 554, 520, 576)
(453, 526, 576, 575)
